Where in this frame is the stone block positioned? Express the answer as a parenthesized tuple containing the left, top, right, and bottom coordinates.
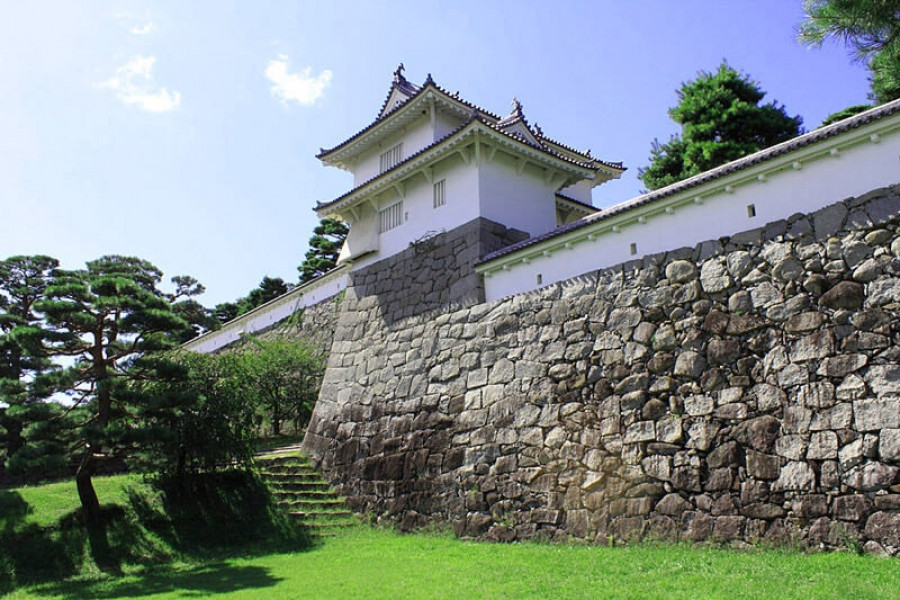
(791, 329, 835, 362)
(775, 435, 807, 461)
(854, 398, 900, 431)
(674, 351, 706, 379)
(880, 429, 900, 462)
(746, 450, 784, 480)
(818, 281, 864, 310)
(624, 421, 656, 444)
(866, 366, 900, 397)
(833, 494, 873, 521)
(807, 431, 838, 460)
(843, 462, 899, 492)
(772, 461, 816, 492)
(686, 420, 719, 451)
(797, 381, 835, 409)
(684, 394, 714, 416)
(742, 503, 785, 520)
(865, 512, 900, 547)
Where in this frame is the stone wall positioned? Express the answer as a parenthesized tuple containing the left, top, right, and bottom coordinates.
(348, 218, 528, 325)
(252, 291, 344, 354)
(303, 184, 900, 554)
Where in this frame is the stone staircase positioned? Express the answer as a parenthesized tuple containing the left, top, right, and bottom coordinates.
(256, 450, 357, 535)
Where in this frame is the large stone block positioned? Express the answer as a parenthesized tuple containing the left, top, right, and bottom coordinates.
(854, 398, 900, 431)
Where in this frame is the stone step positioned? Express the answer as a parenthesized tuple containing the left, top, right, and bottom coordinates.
(257, 448, 353, 536)
(257, 456, 312, 468)
(278, 498, 347, 510)
(288, 509, 354, 520)
(260, 471, 327, 481)
(270, 482, 333, 493)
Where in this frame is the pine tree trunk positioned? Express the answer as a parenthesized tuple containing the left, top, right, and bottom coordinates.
(76, 449, 101, 524)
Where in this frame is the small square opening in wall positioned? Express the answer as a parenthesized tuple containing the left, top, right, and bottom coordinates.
(747, 204, 757, 218)
(629, 242, 637, 255)
(536, 273, 543, 285)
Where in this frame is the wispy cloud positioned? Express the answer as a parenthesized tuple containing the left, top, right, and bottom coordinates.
(265, 55, 332, 106)
(131, 20, 156, 36)
(97, 55, 180, 113)
(115, 10, 156, 35)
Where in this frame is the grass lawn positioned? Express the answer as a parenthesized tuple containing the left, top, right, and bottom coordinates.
(6, 523, 900, 599)
(3, 475, 900, 599)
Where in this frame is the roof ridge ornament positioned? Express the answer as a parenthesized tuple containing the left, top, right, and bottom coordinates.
(511, 97, 524, 118)
(393, 63, 406, 84)
(424, 72, 434, 85)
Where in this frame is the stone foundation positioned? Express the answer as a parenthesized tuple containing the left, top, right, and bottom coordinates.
(303, 184, 900, 554)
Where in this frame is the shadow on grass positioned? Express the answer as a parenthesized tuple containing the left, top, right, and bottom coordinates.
(31, 561, 283, 599)
(2, 471, 315, 596)
(129, 470, 315, 556)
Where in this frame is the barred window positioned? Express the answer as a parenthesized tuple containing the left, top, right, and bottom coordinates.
(379, 143, 403, 173)
(379, 202, 403, 233)
(433, 179, 446, 208)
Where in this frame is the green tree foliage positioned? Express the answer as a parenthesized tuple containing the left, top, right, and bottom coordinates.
(240, 338, 326, 436)
(168, 275, 220, 343)
(37, 255, 189, 522)
(820, 104, 872, 126)
(128, 351, 256, 483)
(298, 218, 349, 284)
(0, 256, 66, 478)
(639, 63, 803, 191)
(868, 45, 900, 102)
(799, 0, 900, 103)
(214, 276, 291, 324)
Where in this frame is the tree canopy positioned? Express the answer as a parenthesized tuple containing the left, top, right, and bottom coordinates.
(298, 218, 349, 284)
(214, 276, 290, 324)
(639, 62, 804, 191)
(37, 255, 190, 522)
(0, 256, 67, 480)
(799, 0, 900, 103)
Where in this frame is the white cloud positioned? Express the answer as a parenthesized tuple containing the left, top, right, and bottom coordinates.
(130, 21, 156, 36)
(114, 10, 156, 35)
(265, 55, 332, 106)
(97, 55, 180, 113)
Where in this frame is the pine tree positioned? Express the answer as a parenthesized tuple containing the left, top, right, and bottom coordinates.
(799, 0, 900, 103)
(0, 256, 64, 478)
(639, 63, 803, 191)
(298, 218, 349, 283)
(37, 255, 188, 522)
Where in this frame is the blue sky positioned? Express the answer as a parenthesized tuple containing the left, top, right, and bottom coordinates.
(0, 1, 871, 306)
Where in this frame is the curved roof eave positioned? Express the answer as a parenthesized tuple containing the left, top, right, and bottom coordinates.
(315, 118, 601, 217)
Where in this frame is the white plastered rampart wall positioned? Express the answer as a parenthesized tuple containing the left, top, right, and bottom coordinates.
(182, 265, 350, 354)
(478, 106, 900, 301)
(346, 154, 481, 271)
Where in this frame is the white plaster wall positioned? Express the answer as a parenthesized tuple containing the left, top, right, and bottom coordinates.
(559, 180, 594, 205)
(352, 115, 434, 186)
(434, 110, 464, 140)
(478, 155, 558, 237)
(183, 271, 350, 354)
(485, 131, 900, 301)
(349, 156, 480, 271)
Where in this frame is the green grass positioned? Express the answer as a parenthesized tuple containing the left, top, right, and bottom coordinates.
(0, 471, 311, 596)
(8, 475, 143, 528)
(7, 525, 900, 599)
(4, 475, 900, 599)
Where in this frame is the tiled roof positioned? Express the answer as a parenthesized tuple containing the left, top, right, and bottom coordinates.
(479, 98, 900, 265)
(317, 72, 502, 161)
(316, 114, 608, 214)
(555, 193, 598, 214)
